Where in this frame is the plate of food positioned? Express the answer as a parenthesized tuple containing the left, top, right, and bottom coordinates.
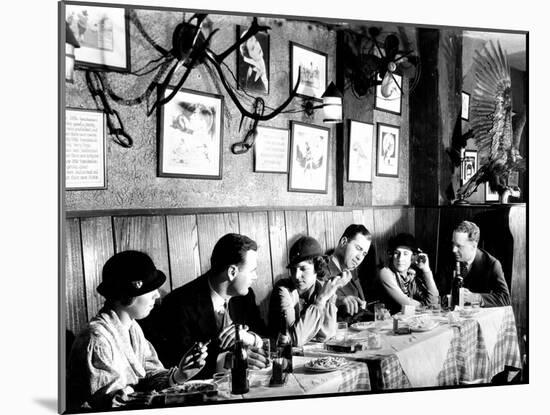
(304, 356, 349, 372)
(407, 315, 439, 332)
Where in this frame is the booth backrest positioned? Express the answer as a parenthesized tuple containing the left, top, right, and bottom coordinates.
(64, 206, 415, 336)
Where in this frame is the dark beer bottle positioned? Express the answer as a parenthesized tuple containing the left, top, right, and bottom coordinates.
(451, 261, 464, 309)
(276, 316, 293, 373)
(231, 323, 249, 394)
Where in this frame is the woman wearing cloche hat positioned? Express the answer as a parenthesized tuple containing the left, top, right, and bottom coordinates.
(377, 233, 439, 314)
(267, 236, 352, 346)
(66, 251, 208, 410)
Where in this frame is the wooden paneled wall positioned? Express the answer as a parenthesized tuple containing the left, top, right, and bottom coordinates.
(64, 206, 414, 336)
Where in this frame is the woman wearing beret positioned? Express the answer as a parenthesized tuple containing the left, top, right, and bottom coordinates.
(67, 251, 208, 410)
(268, 236, 351, 346)
(377, 233, 439, 314)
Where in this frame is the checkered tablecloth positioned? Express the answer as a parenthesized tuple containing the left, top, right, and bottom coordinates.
(376, 306, 521, 389)
(337, 360, 371, 392)
(457, 307, 522, 382)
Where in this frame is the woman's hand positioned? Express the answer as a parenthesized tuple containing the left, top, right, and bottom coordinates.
(415, 251, 432, 273)
(174, 342, 208, 383)
(317, 275, 344, 306)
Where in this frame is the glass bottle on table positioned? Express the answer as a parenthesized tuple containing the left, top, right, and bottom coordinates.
(276, 315, 293, 373)
(231, 323, 249, 394)
(451, 261, 464, 309)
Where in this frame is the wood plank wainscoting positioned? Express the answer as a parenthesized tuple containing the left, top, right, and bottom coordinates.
(63, 204, 526, 357)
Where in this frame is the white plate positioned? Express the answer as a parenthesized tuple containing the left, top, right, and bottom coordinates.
(410, 321, 439, 332)
(350, 322, 374, 331)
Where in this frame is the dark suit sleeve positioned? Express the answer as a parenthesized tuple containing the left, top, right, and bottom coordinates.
(243, 289, 268, 337)
(479, 258, 511, 307)
(155, 295, 197, 368)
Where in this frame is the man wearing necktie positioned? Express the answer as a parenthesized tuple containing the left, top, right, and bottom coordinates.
(451, 220, 511, 307)
(328, 224, 373, 320)
(147, 233, 268, 378)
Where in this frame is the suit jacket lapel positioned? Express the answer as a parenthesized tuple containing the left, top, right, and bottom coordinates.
(195, 275, 219, 339)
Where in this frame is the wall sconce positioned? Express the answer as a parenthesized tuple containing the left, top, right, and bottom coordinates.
(65, 24, 80, 83)
(302, 82, 343, 123)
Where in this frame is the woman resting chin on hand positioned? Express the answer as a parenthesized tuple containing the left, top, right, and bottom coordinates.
(66, 251, 208, 411)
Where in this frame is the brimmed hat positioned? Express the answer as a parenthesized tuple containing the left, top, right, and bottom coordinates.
(97, 250, 166, 298)
(388, 233, 419, 254)
(287, 236, 323, 268)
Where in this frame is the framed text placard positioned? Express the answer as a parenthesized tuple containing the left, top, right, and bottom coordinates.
(254, 126, 289, 173)
(65, 108, 107, 190)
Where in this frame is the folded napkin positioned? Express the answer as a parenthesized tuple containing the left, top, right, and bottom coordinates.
(393, 328, 454, 387)
(473, 307, 506, 363)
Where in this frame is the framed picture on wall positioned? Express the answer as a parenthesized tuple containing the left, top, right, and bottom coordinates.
(485, 183, 500, 202)
(461, 91, 470, 120)
(65, 108, 107, 190)
(374, 73, 402, 115)
(158, 87, 224, 179)
(236, 25, 270, 94)
(462, 149, 478, 183)
(288, 121, 330, 193)
(376, 123, 400, 177)
(290, 42, 328, 100)
(348, 120, 374, 183)
(254, 126, 289, 173)
(65, 4, 130, 72)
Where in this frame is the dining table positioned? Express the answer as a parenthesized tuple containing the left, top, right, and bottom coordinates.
(301, 306, 522, 390)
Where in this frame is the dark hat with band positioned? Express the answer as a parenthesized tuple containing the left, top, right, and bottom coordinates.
(388, 233, 419, 254)
(287, 236, 323, 268)
(97, 250, 166, 298)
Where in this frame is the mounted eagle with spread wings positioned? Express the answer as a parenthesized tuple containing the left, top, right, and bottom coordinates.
(456, 40, 526, 200)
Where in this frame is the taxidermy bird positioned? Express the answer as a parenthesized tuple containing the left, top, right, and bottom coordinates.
(456, 40, 526, 201)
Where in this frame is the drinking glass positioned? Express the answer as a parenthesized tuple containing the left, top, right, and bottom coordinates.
(336, 321, 348, 341)
(213, 372, 231, 397)
(374, 303, 387, 331)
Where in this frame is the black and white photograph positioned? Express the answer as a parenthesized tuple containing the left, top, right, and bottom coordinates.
(290, 42, 328, 100)
(65, 4, 130, 71)
(237, 25, 270, 94)
(462, 149, 478, 183)
(376, 123, 400, 177)
(50, 1, 536, 415)
(158, 87, 223, 179)
(288, 121, 329, 193)
(348, 120, 374, 182)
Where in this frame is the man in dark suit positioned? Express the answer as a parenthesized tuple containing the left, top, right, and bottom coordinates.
(327, 224, 373, 320)
(452, 220, 511, 307)
(147, 233, 268, 378)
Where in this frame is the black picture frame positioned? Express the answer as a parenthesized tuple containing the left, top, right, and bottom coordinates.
(288, 121, 330, 193)
(66, 4, 131, 72)
(375, 122, 400, 177)
(236, 25, 270, 94)
(157, 87, 224, 180)
(289, 42, 328, 101)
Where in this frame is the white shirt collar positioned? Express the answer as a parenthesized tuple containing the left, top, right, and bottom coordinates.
(208, 278, 228, 313)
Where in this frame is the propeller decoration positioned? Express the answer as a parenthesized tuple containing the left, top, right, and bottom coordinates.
(342, 27, 420, 99)
(456, 40, 526, 201)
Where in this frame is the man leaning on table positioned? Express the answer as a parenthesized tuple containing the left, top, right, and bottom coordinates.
(450, 220, 511, 307)
(328, 224, 373, 320)
(145, 233, 269, 378)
